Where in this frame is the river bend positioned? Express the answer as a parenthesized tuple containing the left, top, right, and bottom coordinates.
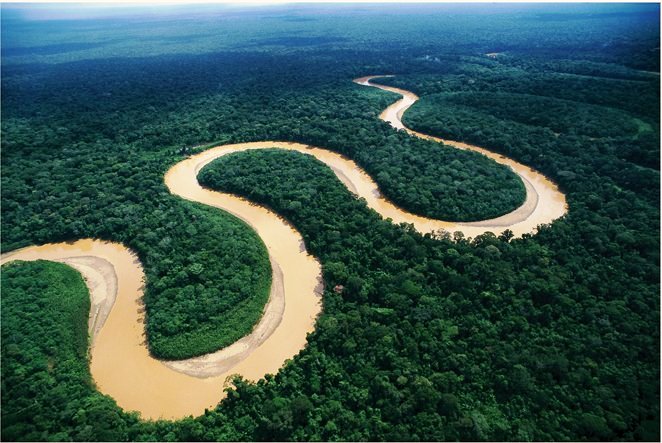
(1, 76, 567, 420)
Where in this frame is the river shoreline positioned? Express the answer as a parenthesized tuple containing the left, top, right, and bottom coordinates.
(1, 76, 568, 420)
(354, 75, 568, 237)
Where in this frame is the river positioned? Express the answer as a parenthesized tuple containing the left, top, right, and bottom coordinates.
(1, 76, 567, 420)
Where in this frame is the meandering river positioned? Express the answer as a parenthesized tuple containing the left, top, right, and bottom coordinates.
(1, 76, 567, 420)
(354, 75, 567, 237)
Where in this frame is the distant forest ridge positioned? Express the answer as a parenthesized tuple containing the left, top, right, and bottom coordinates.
(1, 3, 659, 70)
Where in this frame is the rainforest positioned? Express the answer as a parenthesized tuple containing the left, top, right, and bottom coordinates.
(1, 2, 659, 441)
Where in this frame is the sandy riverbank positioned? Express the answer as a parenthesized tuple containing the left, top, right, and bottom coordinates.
(1, 211, 321, 420)
(354, 75, 567, 237)
(1, 75, 568, 420)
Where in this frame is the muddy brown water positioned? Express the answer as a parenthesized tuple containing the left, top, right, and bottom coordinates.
(1, 237, 321, 420)
(353, 75, 567, 237)
(1, 77, 567, 420)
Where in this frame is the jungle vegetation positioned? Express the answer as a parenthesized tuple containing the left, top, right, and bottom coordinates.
(1, 2, 659, 441)
(1, 261, 141, 441)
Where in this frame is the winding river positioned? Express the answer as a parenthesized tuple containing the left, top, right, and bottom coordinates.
(354, 75, 567, 237)
(1, 76, 567, 420)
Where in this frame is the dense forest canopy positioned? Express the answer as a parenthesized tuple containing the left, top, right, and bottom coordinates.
(1, 2, 659, 441)
(2, 3, 659, 70)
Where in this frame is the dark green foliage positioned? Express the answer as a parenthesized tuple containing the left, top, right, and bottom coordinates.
(1, 3, 659, 441)
(1, 261, 141, 441)
(197, 144, 658, 441)
(392, 73, 661, 200)
(411, 91, 642, 138)
(1, 54, 526, 223)
(0, 149, 273, 360)
(350, 131, 527, 221)
(379, 59, 661, 120)
(140, 203, 271, 360)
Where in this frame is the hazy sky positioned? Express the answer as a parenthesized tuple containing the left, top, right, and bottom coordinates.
(4, 1, 659, 22)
